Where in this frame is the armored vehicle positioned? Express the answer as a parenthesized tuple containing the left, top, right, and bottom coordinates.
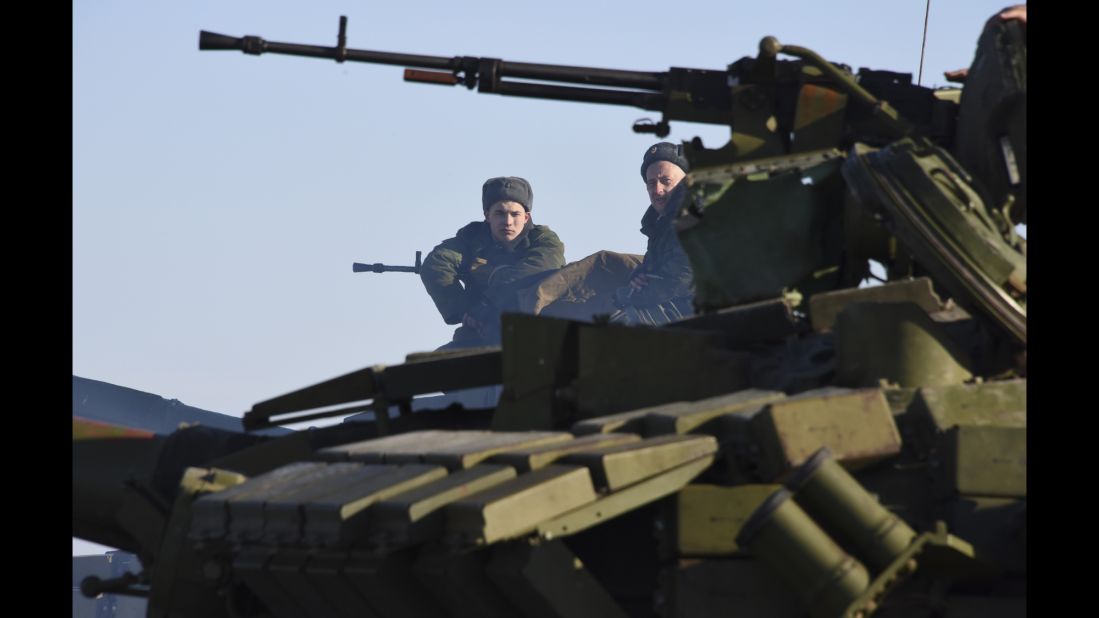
(74, 10, 1025, 618)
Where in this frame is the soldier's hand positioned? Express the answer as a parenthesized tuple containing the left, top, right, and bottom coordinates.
(612, 285, 633, 309)
(464, 301, 499, 338)
(459, 257, 492, 287)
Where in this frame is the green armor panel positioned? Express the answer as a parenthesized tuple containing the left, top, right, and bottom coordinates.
(644, 389, 786, 435)
(446, 465, 598, 545)
(751, 388, 902, 480)
(668, 484, 781, 557)
(562, 435, 718, 491)
(319, 430, 571, 468)
(909, 380, 1026, 454)
(369, 465, 518, 548)
(190, 462, 321, 540)
(574, 325, 752, 418)
(301, 464, 448, 546)
(491, 433, 641, 472)
(678, 150, 846, 310)
(935, 425, 1026, 498)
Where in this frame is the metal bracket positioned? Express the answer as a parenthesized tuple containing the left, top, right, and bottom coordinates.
(633, 118, 670, 138)
(335, 15, 348, 62)
(841, 522, 987, 618)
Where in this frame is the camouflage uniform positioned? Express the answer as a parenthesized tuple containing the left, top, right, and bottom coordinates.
(421, 219, 565, 347)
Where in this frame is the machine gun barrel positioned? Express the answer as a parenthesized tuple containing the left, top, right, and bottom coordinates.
(489, 60, 663, 90)
(199, 20, 665, 90)
(199, 16, 670, 114)
(200, 29, 460, 72)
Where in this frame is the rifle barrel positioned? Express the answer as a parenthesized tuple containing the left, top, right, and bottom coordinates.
(353, 262, 419, 273)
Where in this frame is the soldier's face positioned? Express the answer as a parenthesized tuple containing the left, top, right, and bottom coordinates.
(645, 161, 686, 214)
(485, 201, 530, 243)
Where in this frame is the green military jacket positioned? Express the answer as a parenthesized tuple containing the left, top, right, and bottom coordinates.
(421, 220, 566, 325)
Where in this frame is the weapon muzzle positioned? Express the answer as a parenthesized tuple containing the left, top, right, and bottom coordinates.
(199, 31, 244, 51)
(199, 31, 267, 55)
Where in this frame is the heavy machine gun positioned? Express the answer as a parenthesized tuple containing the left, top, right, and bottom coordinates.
(199, 16, 936, 151)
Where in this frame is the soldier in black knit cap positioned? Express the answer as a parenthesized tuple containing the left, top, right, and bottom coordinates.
(611, 142, 695, 325)
(421, 176, 566, 348)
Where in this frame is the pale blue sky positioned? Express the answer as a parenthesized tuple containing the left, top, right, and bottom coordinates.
(73, 0, 1015, 554)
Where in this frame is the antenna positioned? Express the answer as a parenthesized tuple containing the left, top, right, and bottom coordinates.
(917, 0, 931, 85)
